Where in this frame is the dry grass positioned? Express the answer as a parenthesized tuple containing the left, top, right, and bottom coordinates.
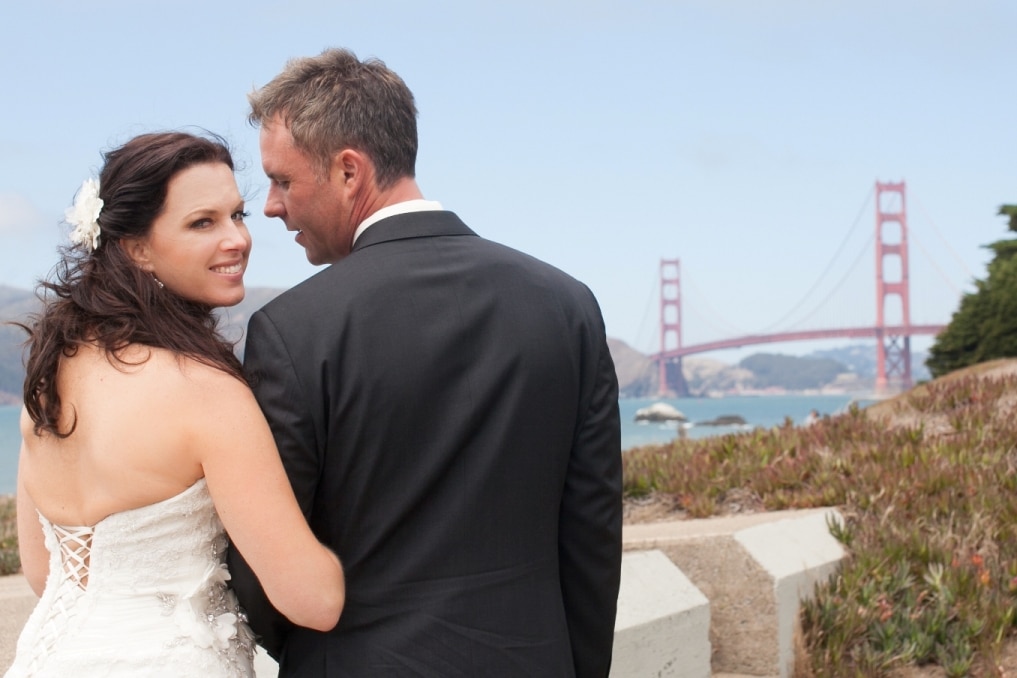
(623, 358, 1017, 677)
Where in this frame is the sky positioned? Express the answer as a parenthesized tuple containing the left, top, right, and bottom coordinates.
(2, 0, 1015, 361)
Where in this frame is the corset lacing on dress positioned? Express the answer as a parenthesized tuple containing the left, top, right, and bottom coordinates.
(23, 524, 93, 675)
(6, 480, 255, 678)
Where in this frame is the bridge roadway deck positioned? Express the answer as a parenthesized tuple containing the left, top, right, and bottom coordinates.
(655, 323, 946, 359)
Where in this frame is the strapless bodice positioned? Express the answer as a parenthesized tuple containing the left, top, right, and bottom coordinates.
(4, 479, 255, 677)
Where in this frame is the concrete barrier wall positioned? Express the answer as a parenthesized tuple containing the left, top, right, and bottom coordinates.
(734, 510, 844, 678)
(612, 550, 711, 678)
(620, 507, 845, 678)
(2, 507, 845, 678)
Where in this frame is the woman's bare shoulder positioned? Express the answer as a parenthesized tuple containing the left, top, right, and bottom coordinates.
(63, 344, 251, 415)
(106, 344, 243, 386)
(149, 351, 256, 417)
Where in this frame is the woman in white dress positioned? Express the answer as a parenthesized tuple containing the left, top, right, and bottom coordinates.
(6, 131, 345, 677)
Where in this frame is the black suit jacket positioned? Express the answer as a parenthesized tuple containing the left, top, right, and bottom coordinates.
(229, 211, 622, 677)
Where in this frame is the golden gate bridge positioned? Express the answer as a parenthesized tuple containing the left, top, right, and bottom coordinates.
(653, 181, 947, 397)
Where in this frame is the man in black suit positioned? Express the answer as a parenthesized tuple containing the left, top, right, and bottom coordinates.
(228, 48, 622, 677)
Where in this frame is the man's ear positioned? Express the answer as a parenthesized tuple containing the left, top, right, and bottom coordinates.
(120, 237, 153, 272)
(332, 149, 372, 189)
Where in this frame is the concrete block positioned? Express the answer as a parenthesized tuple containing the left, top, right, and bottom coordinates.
(625, 507, 844, 678)
(611, 549, 711, 678)
(735, 509, 844, 678)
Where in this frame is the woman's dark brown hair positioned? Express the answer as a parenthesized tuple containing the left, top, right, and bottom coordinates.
(20, 131, 246, 437)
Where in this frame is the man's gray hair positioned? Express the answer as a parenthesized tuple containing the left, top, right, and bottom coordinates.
(249, 48, 418, 188)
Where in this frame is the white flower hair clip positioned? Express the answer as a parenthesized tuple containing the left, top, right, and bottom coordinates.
(66, 178, 104, 251)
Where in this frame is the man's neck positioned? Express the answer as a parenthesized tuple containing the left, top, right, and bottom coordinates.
(358, 177, 424, 222)
(350, 178, 440, 246)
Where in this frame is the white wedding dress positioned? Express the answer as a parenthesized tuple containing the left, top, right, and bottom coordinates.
(4, 479, 256, 677)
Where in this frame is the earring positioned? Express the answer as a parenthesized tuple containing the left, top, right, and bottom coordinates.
(152, 273, 164, 289)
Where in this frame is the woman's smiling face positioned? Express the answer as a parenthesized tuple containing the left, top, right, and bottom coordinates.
(126, 162, 252, 308)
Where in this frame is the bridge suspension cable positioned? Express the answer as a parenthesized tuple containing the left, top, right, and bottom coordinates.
(655, 180, 949, 396)
(913, 196, 975, 281)
(756, 185, 876, 333)
(909, 229, 963, 300)
(634, 271, 661, 353)
(782, 230, 875, 331)
(682, 267, 749, 338)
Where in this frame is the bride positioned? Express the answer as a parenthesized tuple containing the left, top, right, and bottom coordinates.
(5, 131, 344, 677)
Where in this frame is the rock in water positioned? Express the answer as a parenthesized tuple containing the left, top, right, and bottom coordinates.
(697, 414, 747, 427)
(634, 402, 688, 422)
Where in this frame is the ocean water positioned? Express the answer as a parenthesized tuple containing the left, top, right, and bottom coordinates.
(618, 394, 861, 449)
(0, 394, 865, 496)
(1, 405, 20, 496)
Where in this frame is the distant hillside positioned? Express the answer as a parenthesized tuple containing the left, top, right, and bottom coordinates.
(0, 286, 35, 403)
(739, 353, 847, 391)
(807, 344, 932, 382)
(0, 325, 25, 404)
(605, 341, 906, 397)
(0, 284, 927, 403)
(607, 339, 654, 397)
(0, 285, 286, 403)
(212, 287, 285, 355)
(607, 339, 761, 397)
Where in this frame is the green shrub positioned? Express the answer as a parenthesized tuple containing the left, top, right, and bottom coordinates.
(0, 494, 20, 576)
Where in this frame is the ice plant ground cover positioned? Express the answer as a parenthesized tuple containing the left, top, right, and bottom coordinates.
(623, 359, 1017, 678)
(0, 495, 16, 576)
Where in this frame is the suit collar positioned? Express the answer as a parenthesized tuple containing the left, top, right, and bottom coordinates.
(351, 211, 476, 252)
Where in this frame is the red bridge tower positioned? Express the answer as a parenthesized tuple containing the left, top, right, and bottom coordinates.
(658, 259, 689, 397)
(652, 180, 920, 396)
(875, 181, 913, 393)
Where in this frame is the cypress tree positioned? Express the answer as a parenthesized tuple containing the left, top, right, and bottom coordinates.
(927, 207, 1017, 377)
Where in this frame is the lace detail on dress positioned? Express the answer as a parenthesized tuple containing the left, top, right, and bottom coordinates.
(150, 496, 256, 677)
(160, 561, 256, 674)
(5, 480, 254, 678)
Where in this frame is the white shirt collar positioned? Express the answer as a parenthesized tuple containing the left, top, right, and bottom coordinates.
(352, 199, 444, 245)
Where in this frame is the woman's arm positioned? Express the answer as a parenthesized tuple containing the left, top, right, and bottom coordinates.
(16, 438, 49, 597)
(185, 364, 344, 632)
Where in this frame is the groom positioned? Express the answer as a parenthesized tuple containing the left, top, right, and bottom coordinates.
(229, 48, 622, 677)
